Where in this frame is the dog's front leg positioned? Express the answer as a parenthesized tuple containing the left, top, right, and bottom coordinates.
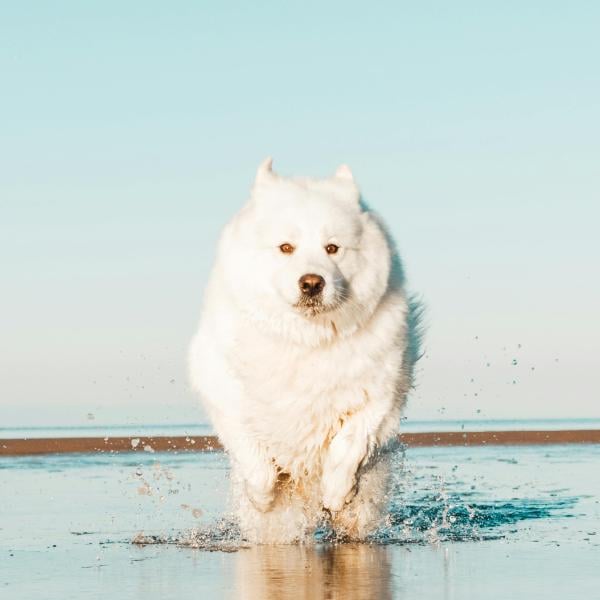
(321, 416, 370, 513)
(214, 415, 278, 513)
(243, 456, 278, 513)
(229, 438, 278, 513)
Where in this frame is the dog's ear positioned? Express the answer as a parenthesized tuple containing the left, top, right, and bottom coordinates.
(333, 164, 360, 206)
(255, 156, 275, 183)
(334, 164, 354, 182)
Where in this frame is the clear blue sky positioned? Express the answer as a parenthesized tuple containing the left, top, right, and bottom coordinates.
(1, 1, 599, 427)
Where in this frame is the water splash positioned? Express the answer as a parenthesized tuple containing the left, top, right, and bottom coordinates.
(132, 518, 247, 552)
(370, 447, 578, 544)
(129, 488, 577, 550)
(128, 446, 578, 550)
(371, 494, 577, 544)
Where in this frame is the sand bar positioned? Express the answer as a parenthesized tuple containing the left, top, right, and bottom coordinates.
(2, 429, 600, 456)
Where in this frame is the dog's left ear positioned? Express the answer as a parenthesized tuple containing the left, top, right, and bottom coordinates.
(255, 156, 276, 184)
(334, 164, 354, 182)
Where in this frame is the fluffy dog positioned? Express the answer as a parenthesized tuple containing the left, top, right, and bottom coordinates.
(189, 158, 418, 543)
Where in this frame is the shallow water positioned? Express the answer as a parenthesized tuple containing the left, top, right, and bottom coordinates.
(2, 444, 599, 598)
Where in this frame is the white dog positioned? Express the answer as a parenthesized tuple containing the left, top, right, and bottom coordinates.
(189, 159, 418, 543)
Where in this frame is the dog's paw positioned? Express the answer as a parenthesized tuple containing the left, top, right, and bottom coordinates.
(245, 480, 275, 513)
(322, 477, 357, 514)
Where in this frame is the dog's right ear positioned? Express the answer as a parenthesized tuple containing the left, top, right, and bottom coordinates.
(255, 156, 275, 183)
(334, 164, 354, 182)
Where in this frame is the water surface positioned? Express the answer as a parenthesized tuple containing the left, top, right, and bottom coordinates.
(2, 444, 599, 598)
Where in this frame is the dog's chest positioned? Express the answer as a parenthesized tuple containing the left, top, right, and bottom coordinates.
(230, 326, 376, 405)
(229, 324, 388, 453)
(225, 317, 401, 474)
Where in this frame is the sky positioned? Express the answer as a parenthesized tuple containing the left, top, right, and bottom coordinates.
(1, 1, 599, 427)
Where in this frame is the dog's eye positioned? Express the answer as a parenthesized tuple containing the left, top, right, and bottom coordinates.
(325, 244, 339, 255)
(279, 243, 295, 254)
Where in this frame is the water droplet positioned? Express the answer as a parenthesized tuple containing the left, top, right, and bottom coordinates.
(137, 483, 151, 496)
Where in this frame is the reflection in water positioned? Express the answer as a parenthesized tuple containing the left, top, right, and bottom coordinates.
(234, 544, 392, 600)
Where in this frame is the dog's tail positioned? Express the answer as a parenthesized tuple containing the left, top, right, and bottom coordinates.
(404, 292, 426, 390)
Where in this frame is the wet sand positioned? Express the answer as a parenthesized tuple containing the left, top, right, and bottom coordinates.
(2, 429, 600, 456)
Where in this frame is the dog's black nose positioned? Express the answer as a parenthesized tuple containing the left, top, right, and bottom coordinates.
(299, 273, 325, 296)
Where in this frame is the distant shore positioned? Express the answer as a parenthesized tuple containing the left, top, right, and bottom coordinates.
(2, 429, 600, 456)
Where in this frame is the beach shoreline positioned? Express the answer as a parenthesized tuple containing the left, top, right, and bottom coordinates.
(2, 429, 600, 456)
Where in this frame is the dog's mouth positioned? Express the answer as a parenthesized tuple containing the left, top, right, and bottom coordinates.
(293, 295, 335, 317)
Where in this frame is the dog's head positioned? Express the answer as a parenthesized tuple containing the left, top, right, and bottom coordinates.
(219, 158, 395, 343)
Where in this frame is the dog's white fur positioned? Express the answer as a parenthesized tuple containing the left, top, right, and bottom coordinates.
(189, 159, 415, 543)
